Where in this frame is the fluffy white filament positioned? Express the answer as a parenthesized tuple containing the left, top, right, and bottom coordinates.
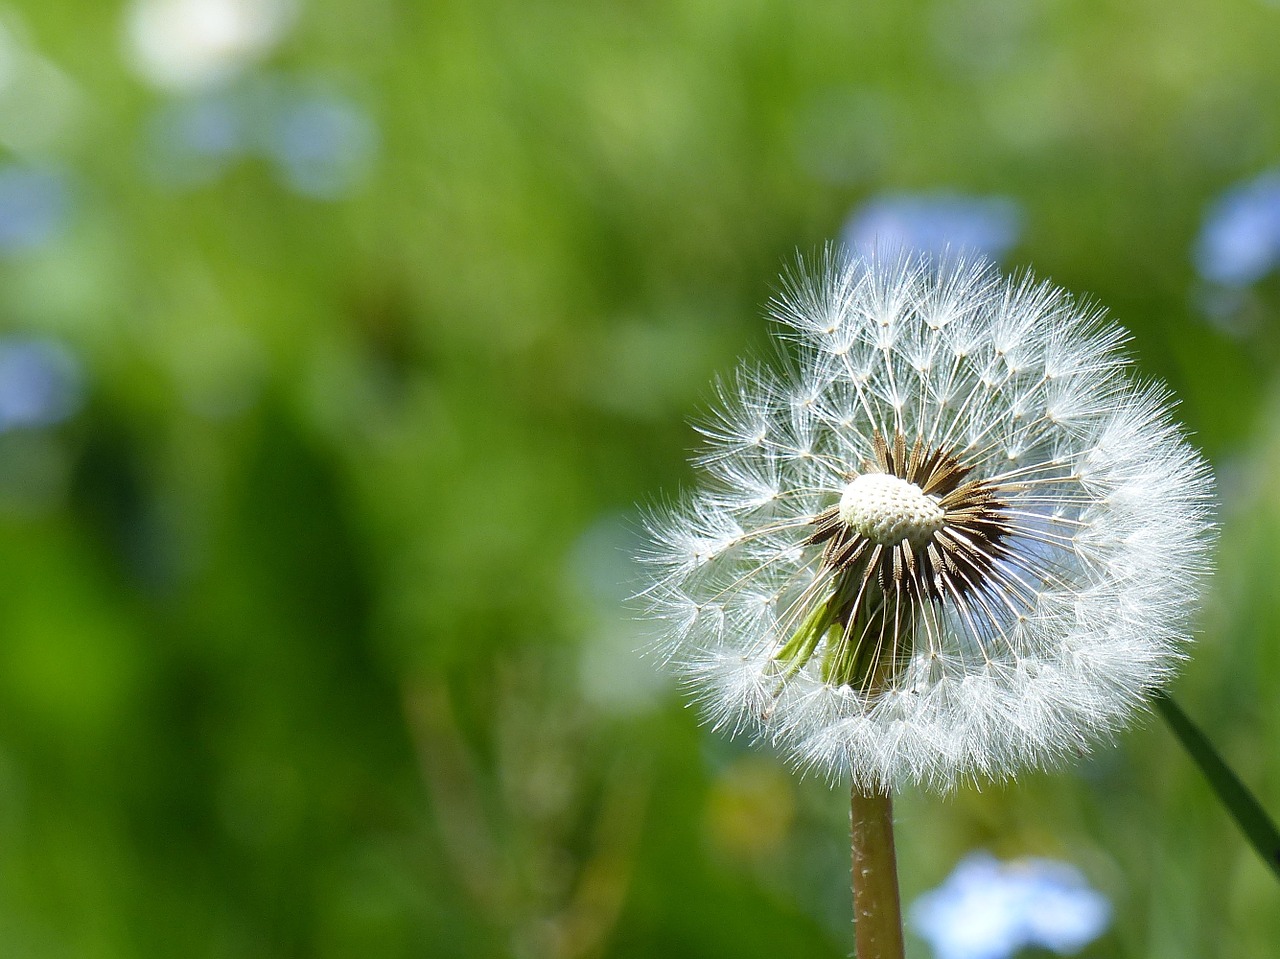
(638, 251, 1215, 792)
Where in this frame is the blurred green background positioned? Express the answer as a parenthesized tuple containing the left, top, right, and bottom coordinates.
(0, 0, 1278, 955)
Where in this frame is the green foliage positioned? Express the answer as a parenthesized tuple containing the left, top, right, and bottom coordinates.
(1, 0, 1279, 955)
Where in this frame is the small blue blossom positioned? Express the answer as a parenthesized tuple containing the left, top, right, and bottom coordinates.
(841, 192, 1022, 262)
(261, 92, 378, 199)
(1194, 170, 1280, 287)
(145, 94, 248, 186)
(142, 76, 377, 199)
(910, 852, 1111, 959)
(0, 337, 84, 432)
(0, 165, 73, 255)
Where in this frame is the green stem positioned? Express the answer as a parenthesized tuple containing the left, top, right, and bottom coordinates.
(850, 786, 906, 959)
(1154, 691, 1280, 882)
(776, 600, 830, 677)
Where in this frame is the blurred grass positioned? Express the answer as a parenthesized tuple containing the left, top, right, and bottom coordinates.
(0, 0, 1279, 955)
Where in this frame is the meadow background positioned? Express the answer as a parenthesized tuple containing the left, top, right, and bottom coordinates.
(1, 0, 1279, 955)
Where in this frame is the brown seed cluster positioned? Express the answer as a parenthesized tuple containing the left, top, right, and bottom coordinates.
(807, 430, 1014, 609)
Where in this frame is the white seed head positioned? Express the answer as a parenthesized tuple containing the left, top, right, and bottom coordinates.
(637, 249, 1216, 792)
(837, 473, 945, 548)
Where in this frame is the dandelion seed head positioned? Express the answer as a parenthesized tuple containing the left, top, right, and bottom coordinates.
(637, 250, 1215, 791)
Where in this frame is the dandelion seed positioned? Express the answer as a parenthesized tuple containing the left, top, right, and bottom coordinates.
(638, 250, 1214, 792)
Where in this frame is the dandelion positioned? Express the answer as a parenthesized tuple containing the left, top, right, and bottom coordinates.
(645, 250, 1213, 952)
(640, 250, 1213, 791)
(637, 250, 1214, 956)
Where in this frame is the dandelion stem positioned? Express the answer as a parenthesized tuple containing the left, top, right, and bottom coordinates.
(851, 786, 906, 959)
(1154, 691, 1280, 883)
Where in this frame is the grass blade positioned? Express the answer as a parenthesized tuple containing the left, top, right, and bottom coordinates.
(1154, 691, 1280, 882)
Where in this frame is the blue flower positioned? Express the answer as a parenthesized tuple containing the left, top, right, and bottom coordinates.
(145, 94, 248, 186)
(0, 165, 72, 255)
(142, 75, 377, 199)
(841, 192, 1022, 262)
(1194, 170, 1280, 287)
(910, 852, 1111, 959)
(0, 337, 83, 432)
(261, 92, 377, 200)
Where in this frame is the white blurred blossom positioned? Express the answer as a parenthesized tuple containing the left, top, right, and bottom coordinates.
(123, 0, 297, 92)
